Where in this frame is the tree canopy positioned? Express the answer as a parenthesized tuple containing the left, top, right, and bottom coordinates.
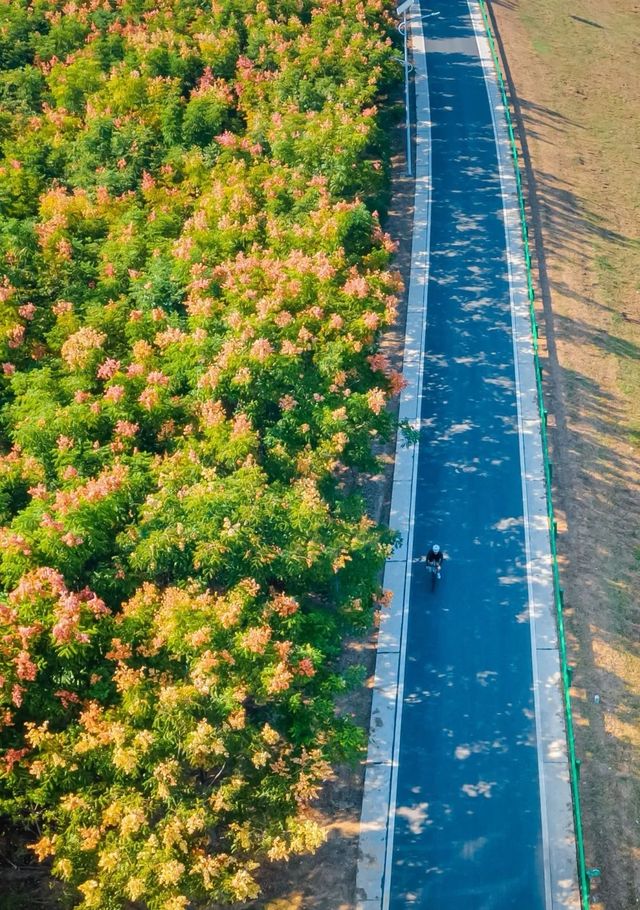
(0, 0, 402, 905)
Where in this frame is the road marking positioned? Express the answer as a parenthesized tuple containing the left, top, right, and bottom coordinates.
(355, 4, 432, 907)
(381, 15, 433, 909)
(466, 6, 552, 904)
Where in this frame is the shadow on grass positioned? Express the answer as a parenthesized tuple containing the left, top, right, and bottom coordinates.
(569, 15, 604, 30)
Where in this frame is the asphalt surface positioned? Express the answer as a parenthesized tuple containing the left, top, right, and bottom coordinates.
(388, 0, 546, 906)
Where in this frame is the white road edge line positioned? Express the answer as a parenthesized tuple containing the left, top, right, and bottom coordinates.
(354, 4, 432, 908)
(467, 2, 580, 908)
(469, 6, 552, 904)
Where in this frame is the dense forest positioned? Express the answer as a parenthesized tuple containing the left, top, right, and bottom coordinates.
(0, 0, 403, 906)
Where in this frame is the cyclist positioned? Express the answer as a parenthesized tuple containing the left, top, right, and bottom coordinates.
(426, 544, 443, 578)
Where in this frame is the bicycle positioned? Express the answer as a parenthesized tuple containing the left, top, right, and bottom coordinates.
(426, 559, 442, 591)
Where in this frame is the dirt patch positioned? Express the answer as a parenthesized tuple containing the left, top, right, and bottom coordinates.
(486, 1, 640, 907)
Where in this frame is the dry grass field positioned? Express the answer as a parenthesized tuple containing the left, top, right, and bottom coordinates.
(488, 1, 640, 907)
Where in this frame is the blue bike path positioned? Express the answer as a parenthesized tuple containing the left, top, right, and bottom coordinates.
(388, 0, 546, 906)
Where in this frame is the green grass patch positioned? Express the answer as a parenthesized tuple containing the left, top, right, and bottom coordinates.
(531, 36, 552, 55)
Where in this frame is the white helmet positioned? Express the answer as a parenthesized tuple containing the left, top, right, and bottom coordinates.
(432, 544, 440, 554)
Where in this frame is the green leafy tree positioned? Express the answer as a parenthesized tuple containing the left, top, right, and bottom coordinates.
(0, 0, 403, 905)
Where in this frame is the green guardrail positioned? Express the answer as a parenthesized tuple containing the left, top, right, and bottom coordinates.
(476, 2, 597, 907)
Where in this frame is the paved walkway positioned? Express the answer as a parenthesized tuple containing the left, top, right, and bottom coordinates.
(357, 1, 579, 908)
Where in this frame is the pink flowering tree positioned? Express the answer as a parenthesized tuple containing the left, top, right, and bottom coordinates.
(0, 0, 404, 905)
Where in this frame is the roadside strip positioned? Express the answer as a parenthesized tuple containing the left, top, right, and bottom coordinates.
(355, 5, 431, 907)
